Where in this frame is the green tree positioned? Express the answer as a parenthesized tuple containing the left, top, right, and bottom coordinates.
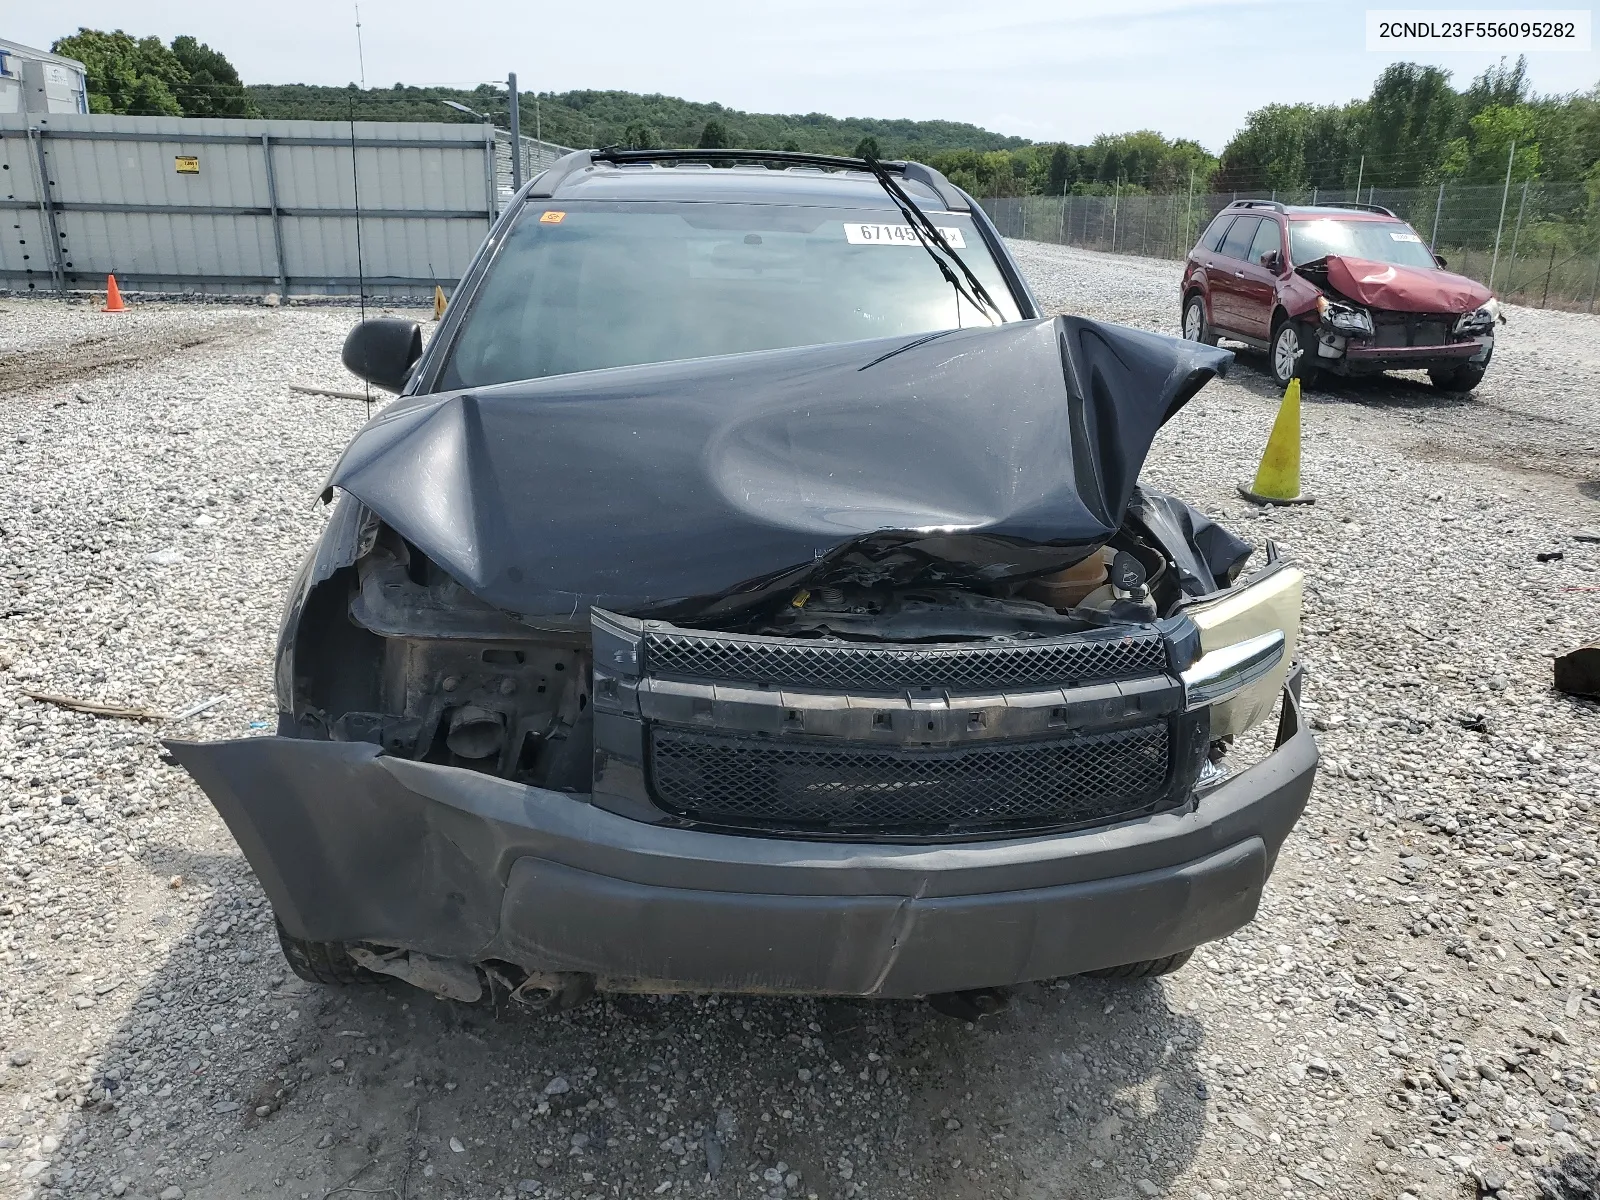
(1300, 105, 1363, 190)
(1121, 146, 1144, 187)
(1440, 104, 1542, 183)
(169, 35, 255, 117)
(1528, 86, 1600, 188)
(853, 136, 880, 160)
(979, 150, 1019, 195)
(622, 122, 659, 150)
(698, 119, 730, 149)
(1365, 63, 1457, 186)
(1045, 145, 1076, 194)
(1463, 56, 1530, 120)
(1215, 104, 1314, 192)
(54, 29, 185, 115)
(52, 28, 253, 118)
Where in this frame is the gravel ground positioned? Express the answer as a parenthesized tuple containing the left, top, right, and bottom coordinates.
(0, 248, 1597, 1200)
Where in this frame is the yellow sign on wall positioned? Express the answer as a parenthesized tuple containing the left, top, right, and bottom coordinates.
(174, 155, 199, 174)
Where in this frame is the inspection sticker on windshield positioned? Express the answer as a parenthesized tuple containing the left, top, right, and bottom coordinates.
(845, 223, 966, 248)
(1390, 230, 1422, 242)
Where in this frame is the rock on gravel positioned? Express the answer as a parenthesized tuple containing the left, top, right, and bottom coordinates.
(0, 264, 1597, 1200)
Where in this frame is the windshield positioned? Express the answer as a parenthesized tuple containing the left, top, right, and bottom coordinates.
(1289, 218, 1438, 269)
(438, 201, 1022, 389)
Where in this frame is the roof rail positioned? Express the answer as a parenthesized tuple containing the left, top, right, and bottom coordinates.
(900, 161, 970, 211)
(532, 148, 969, 211)
(526, 149, 595, 199)
(1226, 199, 1286, 213)
(1315, 200, 1398, 217)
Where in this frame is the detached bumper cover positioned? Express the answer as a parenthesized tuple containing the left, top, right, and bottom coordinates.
(168, 677, 1317, 998)
(1323, 336, 1491, 374)
(1343, 341, 1483, 362)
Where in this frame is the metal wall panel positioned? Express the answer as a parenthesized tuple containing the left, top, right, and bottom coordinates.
(0, 113, 502, 296)
(0, 126, 57, 292)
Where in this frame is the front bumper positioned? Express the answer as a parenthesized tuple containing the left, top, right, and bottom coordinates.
(1315, 331, 1492, 375)
(168, 674, 1317, 998)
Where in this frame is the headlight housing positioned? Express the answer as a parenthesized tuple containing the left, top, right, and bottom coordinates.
(1178, 564, 1303, 737)
(1315, 294, 1373, 337)
(1455, 297, 1500, 334)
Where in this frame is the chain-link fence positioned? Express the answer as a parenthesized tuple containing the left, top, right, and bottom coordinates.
(982, 182, 1600, 313)
(493, 131, 575, 208)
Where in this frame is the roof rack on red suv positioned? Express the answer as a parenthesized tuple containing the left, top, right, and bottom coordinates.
(1305, 201, 1398, 218)
(1223, 199, 1399, 219)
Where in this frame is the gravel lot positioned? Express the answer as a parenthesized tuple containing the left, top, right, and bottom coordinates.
(1, 244, 1597, 1200)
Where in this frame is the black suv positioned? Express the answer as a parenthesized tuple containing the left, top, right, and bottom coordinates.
(172, 151, 1317, 1013)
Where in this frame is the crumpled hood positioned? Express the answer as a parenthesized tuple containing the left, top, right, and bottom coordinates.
(324, 316, 1230, 620)
(1319, 254, 1492, 314)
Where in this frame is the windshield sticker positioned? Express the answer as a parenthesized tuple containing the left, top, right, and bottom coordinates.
(1389, 230, 1421, 242)
(845, 223, 966, 249)
(539, 211, 566, 224)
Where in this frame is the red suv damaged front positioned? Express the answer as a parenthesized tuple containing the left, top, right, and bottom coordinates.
(1180, 200, 1501, 393)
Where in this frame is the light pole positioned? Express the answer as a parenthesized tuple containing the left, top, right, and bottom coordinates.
(507, 74, 521, 191)
(441, 99, 492, 123)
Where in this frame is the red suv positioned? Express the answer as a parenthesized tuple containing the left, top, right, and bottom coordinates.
(1180, 200, 1500, 393)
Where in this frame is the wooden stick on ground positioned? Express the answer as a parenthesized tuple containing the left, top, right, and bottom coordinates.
(21, 691, 166, 722)
(289, 384, 373, 402)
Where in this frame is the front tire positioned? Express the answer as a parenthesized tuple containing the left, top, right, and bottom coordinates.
(1182, 294, 1218, 346)
(1082, 949, 1194, 980)
(1429, 360, 1487, 393)
(276, 919, 376, 986)
(1269, 318, 1314, 388)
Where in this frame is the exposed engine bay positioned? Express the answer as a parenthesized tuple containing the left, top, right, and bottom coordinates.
(280, 477, 1255, 798)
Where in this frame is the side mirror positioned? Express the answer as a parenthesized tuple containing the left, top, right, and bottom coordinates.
(1261, 251, 1283, 274)
(1433, 253, 1448, 269)
(341, 318, 423, 394)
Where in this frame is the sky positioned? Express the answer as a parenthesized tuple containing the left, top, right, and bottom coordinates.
(17, 0, 1600, 149)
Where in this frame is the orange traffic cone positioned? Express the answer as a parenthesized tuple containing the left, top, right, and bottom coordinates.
(102, 275, 126, 312)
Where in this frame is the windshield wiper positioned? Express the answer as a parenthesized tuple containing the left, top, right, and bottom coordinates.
(859, 155, 1004, 326)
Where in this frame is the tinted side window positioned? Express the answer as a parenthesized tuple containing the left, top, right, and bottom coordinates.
(1217, 216, 1261, 261)
(1200, 214, 1235, 253)
(1248, 219, 1283, 265)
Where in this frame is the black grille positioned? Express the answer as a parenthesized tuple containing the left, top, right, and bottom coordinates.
(1372, 313, 1454, 349)
(642, 629, 1168, 694)
(649, 723, 1173, 834)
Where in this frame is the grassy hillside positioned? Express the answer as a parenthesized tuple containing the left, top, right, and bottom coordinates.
(245, 83, 1029, 157)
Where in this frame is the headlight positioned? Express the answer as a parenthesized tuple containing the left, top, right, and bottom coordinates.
(1316, 295, 1373, 337)
(1182, 630, 1285, 708)
(1455, 297, 1500, 334)
(1179, 565, 1303, 737)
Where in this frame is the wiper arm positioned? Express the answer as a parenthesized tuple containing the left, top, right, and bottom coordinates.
(860, 155, 1004, 326)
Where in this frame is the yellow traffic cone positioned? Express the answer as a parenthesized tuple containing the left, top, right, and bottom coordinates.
(1238, 377, 1314, 505)
(433, 285, 448, 321)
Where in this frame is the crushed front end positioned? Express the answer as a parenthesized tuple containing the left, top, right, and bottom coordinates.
(170, 512, 1317, 1000)
(1296, 254, 1498, 382)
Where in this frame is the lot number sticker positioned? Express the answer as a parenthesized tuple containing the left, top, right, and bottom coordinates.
(174, 155, 199, 174)
(845, 223, 966, 248)
(1390, 230, 1422, 242)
